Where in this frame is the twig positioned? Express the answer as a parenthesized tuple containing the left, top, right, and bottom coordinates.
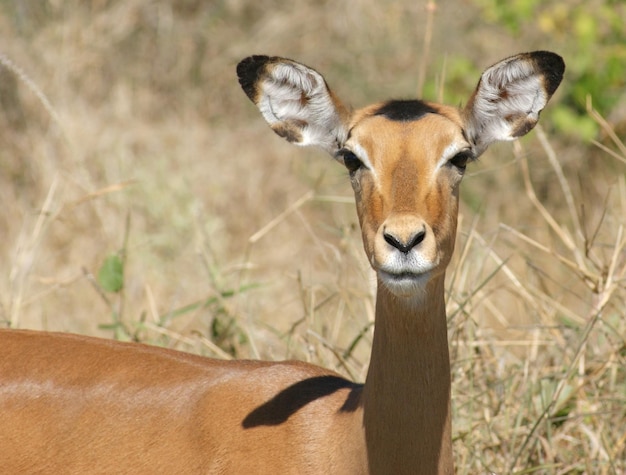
(500, 224, 596, 288)
(238, 190, 315, 358)
(535, 125, 583, 240)
(248, 190, 314, 244)
(0, 52, 65, 135)
(587, 96, 626, 160)
(416, 1, 436, 97)
(514, 141, 587, 274)
(9, 175, 60, 328)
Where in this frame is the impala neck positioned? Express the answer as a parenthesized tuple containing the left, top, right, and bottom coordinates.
(362, 273, 453, 475)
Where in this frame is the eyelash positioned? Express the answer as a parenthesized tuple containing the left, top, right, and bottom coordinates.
(447, 151, 473, 171)
(338, 149, 364, 174)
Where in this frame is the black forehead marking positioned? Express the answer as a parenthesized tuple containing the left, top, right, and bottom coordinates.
(374, 99, 438, 122)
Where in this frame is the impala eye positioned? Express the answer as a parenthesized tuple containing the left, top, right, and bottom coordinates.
(448, 151, 472, 171)
(338, 149, 364, 174)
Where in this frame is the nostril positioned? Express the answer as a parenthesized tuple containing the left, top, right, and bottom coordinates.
(408, 228, 426, 249)
(384, 232, 402, 250)
(383, 228, 426, 254)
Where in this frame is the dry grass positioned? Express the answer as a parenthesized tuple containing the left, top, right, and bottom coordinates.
(0, 1, 624, 473)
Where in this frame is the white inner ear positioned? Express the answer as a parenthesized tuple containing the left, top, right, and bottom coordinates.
(479, 61, 546, 119)
(257, 62, 347, 153)
(466, 58, 549, 154)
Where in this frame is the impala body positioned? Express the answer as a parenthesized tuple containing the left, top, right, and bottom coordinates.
(1, 330, 363, 473)
(0, 51, 564, 474)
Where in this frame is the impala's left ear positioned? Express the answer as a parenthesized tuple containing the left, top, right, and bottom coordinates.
(463, 51, 565, 156)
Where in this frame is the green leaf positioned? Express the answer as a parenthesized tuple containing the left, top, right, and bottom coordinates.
(97, 254, 124, 293)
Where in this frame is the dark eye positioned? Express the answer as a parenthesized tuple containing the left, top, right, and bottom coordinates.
(338, 150, 364, 174)
(448, 151, 472, 171)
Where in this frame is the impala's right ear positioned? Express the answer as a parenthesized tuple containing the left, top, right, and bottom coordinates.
(237, 56, 350, 155)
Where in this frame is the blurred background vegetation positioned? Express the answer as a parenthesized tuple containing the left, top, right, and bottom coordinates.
(0, 0, 624, 472)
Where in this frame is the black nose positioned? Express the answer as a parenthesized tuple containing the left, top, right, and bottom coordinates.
(383, 228, 426, 254)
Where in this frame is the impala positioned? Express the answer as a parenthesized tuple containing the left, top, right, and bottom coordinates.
(0, 51, 563, 474)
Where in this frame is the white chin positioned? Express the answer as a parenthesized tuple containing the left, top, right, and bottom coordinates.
(378, 271, 430, 297)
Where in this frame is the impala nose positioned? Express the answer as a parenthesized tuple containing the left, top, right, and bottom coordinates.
(383, 227, 426, 254)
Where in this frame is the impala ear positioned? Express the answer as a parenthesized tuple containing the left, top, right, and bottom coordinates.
(237, 55, 350, 155)
(464, 51, 565, 156)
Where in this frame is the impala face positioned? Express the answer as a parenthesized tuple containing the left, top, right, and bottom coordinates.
(339, 101, 471, 296)
(237, 52, 564, 298)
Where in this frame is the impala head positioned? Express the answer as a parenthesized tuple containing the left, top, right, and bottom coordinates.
(237, 52, 564, 298)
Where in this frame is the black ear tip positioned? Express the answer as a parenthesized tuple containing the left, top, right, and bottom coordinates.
(236, 55, 270, 79)
(236, 55, 272, 101)
(532, 51, 565, 74)
(531, 51, 565, 95)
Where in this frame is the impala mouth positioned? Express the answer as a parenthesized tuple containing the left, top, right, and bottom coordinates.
(378, 269, 431, 295)
(380, 270, 425, 282)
